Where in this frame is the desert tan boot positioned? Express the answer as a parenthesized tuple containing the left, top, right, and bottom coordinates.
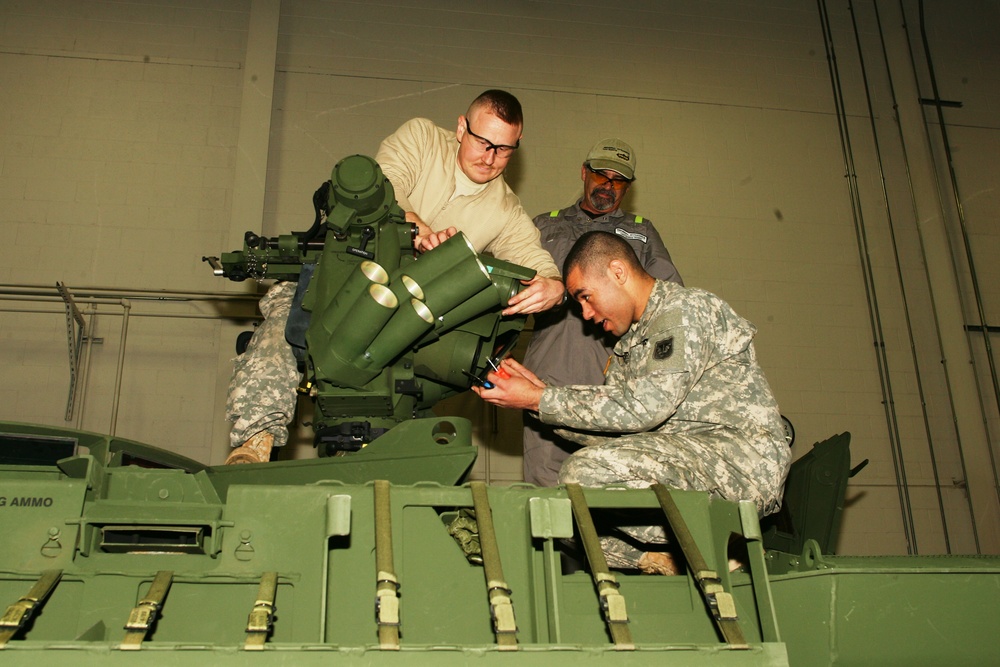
(225, 431, 274, 465)
(637, 551, 680, 575)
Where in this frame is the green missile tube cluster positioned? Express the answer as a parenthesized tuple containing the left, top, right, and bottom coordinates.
(206, 153, 533, 456)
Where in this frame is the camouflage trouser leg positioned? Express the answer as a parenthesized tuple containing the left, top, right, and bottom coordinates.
(225, 282, 301, 449)
(558, 430, 770, 569)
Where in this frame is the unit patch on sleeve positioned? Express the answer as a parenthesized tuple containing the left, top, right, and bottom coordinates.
(654, 336, 674, 360)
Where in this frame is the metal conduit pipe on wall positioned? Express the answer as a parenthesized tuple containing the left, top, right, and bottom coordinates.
(868, 0, 954, 552)
(0, 283, 264, 304)
(915, 0, 1000, 508)
(76, 306, 98, 431)
(847, 0, 954, 551)
(1, 283, 263, 439)
(883, 0, 1000, 553)
(817, 0, 917, 553)
(108, 299, 130, 437)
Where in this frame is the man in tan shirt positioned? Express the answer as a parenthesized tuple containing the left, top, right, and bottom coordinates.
(225, 90, 563, 464)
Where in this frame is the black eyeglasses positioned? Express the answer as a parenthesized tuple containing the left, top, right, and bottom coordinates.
(463, 118, 520, 158)
(586, 164, 632, 187)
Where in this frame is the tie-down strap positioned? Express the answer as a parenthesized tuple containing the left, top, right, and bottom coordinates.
(651, 484, 747, 646)
(471, 481, 518, 649)
(244, 571, 279, 650)
(565, 483, 634, 650)
(374, 480, 401, 650)
(121, 570, 174, 650)
(0, 569, 63, 648)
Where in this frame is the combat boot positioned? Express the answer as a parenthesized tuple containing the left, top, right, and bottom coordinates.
(225, 431, 274, 465)
(637, 551, 679, 575)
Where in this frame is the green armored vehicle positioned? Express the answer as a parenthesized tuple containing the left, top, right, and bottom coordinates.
(2, 155, 999, 665)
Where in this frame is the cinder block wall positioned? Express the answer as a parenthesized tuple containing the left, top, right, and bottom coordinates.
(2, 0, 999, 556)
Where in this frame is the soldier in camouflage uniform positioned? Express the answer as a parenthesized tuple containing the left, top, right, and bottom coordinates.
(224, 281, 301, 463)
(475, 231, 790, 572)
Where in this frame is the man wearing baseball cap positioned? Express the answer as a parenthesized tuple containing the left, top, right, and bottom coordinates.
(521, 138, 684, 486)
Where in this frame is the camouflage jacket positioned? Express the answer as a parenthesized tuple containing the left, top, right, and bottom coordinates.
(538, 280, 788, 470)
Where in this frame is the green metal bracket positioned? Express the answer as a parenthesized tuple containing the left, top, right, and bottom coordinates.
(528, 497, 574, 539)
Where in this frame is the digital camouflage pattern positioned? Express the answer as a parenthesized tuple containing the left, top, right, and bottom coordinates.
(226, 281, 301, 449)
(538, 280, 790, 568)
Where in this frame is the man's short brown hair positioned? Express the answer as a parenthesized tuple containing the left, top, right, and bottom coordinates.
(469, 89, 523, 127)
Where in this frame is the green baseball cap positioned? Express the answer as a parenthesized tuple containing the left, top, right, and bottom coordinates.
(586, 138, 636, 180)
